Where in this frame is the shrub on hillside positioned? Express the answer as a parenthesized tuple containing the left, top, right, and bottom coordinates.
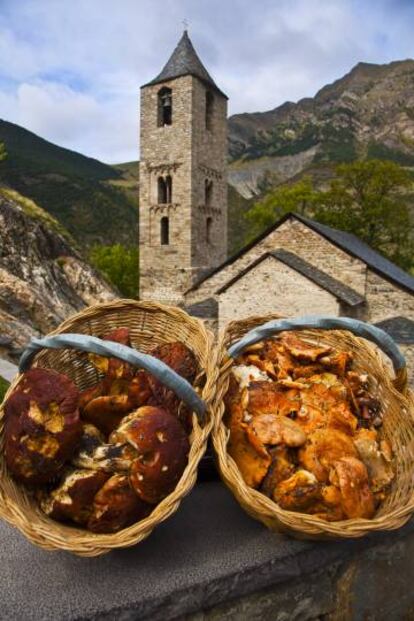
(89, 244, 139, 298)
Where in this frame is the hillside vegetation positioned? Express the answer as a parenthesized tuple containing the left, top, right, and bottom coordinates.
(0, 120, 138, 249)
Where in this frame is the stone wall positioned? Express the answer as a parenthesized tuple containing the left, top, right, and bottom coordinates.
(139, 74, 227, 305)
(186, 218, 367, 305)
(218, 255, 339, 329)
(191, 79, 228, 272)
(365, 271, 414, 323)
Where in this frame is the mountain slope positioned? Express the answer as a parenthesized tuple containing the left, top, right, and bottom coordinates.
(228, 59, 414, 196)
(0, 188, 116, 362)
(0, 120, 138, 249)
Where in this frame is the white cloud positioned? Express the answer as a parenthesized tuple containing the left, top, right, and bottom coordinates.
(0, 0, 413, 162)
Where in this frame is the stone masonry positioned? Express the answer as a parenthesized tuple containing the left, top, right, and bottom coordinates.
(139, 32, 227, 305)
(186, 218, 367, 303)
(219, 255, 340, 329)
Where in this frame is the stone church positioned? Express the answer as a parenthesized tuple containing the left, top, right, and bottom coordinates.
(139, 31, 414, 381)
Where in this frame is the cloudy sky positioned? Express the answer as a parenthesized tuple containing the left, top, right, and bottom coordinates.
(0, 0, 413, 163)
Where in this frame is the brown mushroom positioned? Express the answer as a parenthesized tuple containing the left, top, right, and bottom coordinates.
(113, 406, 190, 504)
(82, 394, 133, 435)
(87, 474, 152, 533)
(80, 369, 153, 436)
(4, 368, 82, 485)
(146, 342, 197, 424)
(41, 469, 110, 525)
(88, 327, 134, 383)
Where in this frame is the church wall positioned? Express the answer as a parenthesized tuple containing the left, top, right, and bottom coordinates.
(364, 271, 414, 323)
(218, 256, 340, 329)
(186, 218, 367, 304)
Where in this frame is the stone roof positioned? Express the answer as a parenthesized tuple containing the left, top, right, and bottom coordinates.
(187, 213, 414, 295)
(374, 316, 414, 344)
(142, 30, 227, 98)
(217, 249, 365, 307)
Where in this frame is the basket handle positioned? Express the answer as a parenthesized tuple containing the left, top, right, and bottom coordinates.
(228, 315, 408, 394)
(18, 334, 207, 422)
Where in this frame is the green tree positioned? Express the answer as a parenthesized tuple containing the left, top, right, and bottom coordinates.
(314, 160, 413, 270)
(246, 176, 320, 240)
(246, 159, 414, 271)
(89, 244, 139, 298)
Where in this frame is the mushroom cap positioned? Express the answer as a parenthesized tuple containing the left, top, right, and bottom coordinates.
(88, 327, 134, 382)
(146, 342, 197, 422)
(87, 474, 152, 533)
(41, 469, 110, 525)
(115, 406, 190, 504)
(82, 394, 133, 436)
(4, 368, 81, 485)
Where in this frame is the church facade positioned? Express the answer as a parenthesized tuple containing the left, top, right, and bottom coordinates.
(139, 32, 414, 384)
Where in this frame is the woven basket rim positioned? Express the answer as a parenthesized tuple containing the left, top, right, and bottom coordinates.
(0, 299, 218, 556)
(212, 312, 414, 539)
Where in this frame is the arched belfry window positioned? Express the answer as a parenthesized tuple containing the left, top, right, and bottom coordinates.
(205, 179, 213, 207)
(158, 176, 167, 204)
(158, 87, 172, 127)
(205, 90, 214, 130)
(157, 175, 172, 204)
(206, 217, 213, 244)
(160, 216, 169, 245)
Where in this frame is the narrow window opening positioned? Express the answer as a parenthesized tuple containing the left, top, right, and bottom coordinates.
(158, 87, 172, 127)
(205, 90, 214, 130)
(160, 217, 169, 245)
(205, 179, 213, 207)
(206, 217, 213, 244)
(165, 175, 172, 203)
(158, 176, 167, 204)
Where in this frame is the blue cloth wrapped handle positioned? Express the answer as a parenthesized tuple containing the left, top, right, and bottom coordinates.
(19, 333, 206, 421)
(228, 315, 406, 374)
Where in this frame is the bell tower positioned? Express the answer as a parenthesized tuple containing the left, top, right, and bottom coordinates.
(139, 30, 228, 304)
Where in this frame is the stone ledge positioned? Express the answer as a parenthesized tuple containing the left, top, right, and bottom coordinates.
(0, 481, 412, 621)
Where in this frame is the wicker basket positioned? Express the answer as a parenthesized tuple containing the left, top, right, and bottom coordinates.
(0, 300, 216, 556)
(212, 314, 414, 539)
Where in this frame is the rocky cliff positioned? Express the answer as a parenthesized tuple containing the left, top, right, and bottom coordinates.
(0, 188, 116, 362)
(228, 59, 414, 196)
